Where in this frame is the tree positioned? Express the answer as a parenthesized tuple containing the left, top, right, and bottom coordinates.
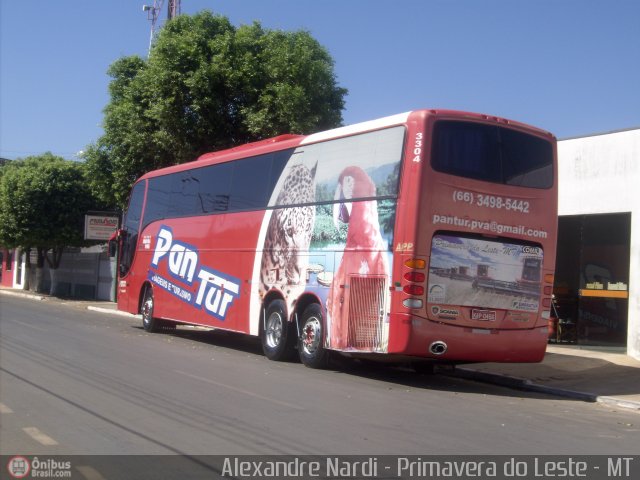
(0, 153, 98, 294)
(84, 11, 347, 207)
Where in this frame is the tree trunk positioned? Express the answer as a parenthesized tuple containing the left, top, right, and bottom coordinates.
(35, 247, 47, 293)
(22, 247, 31, 291)
(48, 268, 61, 297)
(44, 246, 65, 296)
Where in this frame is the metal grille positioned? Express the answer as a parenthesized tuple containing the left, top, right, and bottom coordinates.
(347, 275, 387, 351)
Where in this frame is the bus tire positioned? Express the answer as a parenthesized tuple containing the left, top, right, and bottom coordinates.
(298, 303, 329, 369)
(261, 299, 295, 361)
(141, 286, 161, 333)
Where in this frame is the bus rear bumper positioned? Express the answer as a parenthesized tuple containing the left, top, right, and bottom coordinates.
(389, 314, 548, 363)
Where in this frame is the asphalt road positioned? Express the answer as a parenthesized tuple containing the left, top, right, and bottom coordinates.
(1, 295, 638, 459)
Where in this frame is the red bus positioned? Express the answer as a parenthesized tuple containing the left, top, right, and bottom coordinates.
(114, 109, 557, 368)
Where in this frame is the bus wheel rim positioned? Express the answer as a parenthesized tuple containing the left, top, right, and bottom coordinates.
(142, 296, 153, 325)
(302, 317, 321, 355)
(265, 312, 283, 348)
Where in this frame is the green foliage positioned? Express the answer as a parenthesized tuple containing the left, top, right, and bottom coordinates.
(0, 153, 97, 253)
(85, 11, 347, 207)
(378, 199, 397, 240)
(378, 163, 401, 197)
(311, 206, 347, 244)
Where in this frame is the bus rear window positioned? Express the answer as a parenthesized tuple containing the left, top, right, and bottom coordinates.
(431, 121, 553, 188)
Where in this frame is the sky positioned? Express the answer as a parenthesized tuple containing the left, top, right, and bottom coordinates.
(1, 0, 639, 161)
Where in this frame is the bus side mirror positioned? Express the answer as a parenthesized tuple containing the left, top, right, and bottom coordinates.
(108, 229, 122, 258)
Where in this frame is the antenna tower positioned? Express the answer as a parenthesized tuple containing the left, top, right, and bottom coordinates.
(167, 0, 181, 20)
(142, 0, 182, 54)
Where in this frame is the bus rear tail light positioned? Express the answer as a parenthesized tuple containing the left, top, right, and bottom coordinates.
(404, 258, 426, 269)
(404, 272, 425, 282)
(403, 299, 423, 309)
(403, 284, 424, 296)
(542, 273, 554, 315)
(402, 257, 426, 310)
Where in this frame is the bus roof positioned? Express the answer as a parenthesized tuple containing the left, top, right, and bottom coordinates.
(138, 109, 554, 180)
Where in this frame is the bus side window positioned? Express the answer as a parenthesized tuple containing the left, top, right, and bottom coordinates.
(229, 156, 272, 211)
(120, 182, 145, 277)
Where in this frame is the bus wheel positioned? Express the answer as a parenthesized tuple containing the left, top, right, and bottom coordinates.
(141, 287, 160, 333)
(262, 300, 295, 361)
(298, 303, 329, 369)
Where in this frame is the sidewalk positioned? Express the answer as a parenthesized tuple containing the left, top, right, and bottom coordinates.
(451, 346, 640, 411)
(2, 287, 640, 411)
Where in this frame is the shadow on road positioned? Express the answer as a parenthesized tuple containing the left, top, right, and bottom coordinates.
(134, 325, 567, 402)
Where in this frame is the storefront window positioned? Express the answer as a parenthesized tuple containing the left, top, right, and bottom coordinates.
(553, 213, 630, 346)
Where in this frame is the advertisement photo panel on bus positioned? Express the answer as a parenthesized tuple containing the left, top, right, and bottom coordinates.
(254, 126, 405, 352)
(428, 234, 543, 314)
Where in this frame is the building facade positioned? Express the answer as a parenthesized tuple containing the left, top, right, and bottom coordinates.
(557, 128, 639, 360)
(0, 248, 15, 287)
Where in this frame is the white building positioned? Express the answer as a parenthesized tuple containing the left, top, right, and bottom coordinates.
(557, 128, 640, 360)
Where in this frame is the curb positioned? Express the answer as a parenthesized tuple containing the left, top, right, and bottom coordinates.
(596, 396, 640, 411)
(448, 367, 640, 411)
(87, 305, 140, 318)
(0, 289, 46, 301)
(1, 289, 138, 318)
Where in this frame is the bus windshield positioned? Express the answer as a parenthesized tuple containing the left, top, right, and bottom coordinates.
(431, 120, 553, 188)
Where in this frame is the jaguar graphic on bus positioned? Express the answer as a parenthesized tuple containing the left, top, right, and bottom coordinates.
(113, 109, 557, 368)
